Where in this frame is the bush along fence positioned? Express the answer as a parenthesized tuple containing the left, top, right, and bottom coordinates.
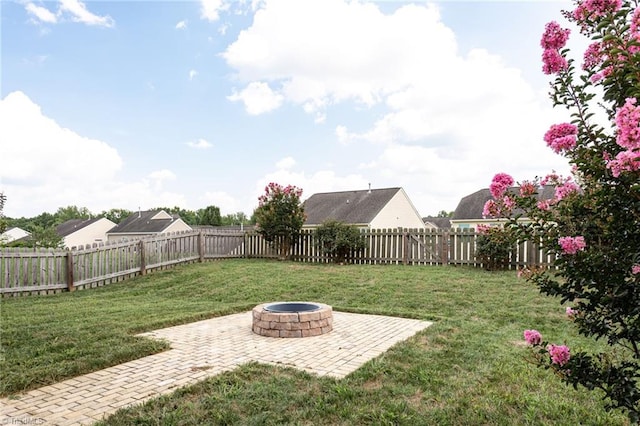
(0, 228, 555, 296)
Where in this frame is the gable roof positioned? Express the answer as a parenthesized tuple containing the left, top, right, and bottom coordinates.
(107, 210, 183, 234)
(303, 187, 402, 226)
(452, 185, 556, 220)
(56, 218, 108, 237)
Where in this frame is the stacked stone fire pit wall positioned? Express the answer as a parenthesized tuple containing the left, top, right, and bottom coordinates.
(252, 303, 333, 338)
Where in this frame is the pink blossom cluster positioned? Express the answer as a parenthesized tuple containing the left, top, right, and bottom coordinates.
(519, 181, 538, 197)
(632, 264, 640, 275)
(258, 182, 303, 206)
(490, 173, 514, 198)
(573, 0, 622, 21)
(541, 21, 570, 75)
(555, 180, 580, 201)
(558, 236, 587, 254)
(476, 224, 491, 235)
(605, 98, 640, 176)
(541, 21, 570, 49)
(582, 42, 603, 70)
(632, 7, 640, 34)
(524, 329, 542, 345)
(544, 123, 578, 154)
(615, 98, 640, 150)
(542, 48, 569, 75)
(548, 344, 571, 366)
(482, 196, 515, 218)
(566, 306, 577, 318)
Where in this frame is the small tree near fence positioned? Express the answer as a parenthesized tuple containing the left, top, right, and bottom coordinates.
(253, 182, 305, 260)
(314, 220, 366, 264)
(486, 1, 640, 422)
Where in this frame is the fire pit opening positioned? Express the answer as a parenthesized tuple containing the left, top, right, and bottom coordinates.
(252, 302, 333, 338)
(264, 302, 321, 313)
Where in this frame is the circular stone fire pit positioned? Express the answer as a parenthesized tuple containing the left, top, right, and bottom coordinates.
(252, 302, 333, 338)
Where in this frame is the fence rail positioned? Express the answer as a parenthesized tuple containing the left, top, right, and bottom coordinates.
(0, 228, 554, 296)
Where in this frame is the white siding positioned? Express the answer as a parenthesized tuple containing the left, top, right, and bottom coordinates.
(64, 218, 116, 249)
(163, 219, 192, 234)
(369, 189, 426, 229)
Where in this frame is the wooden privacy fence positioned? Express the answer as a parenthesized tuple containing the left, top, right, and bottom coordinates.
(0, 228, 555, 296)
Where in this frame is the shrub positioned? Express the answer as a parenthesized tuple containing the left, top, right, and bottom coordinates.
(475, 225, 516, 270)
(314, 220, 366, 264)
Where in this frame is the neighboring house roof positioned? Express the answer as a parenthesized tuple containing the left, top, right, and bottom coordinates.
(452, 186, 556, 221)
(422, 217, 451, 228)
(56, 218, 108, 237)
(107, 210, 191, 234)
(303, 187, 402, 226)
(1, 227, 31, 243)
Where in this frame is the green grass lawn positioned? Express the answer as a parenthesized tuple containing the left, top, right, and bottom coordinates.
(0, 259, 629, 425)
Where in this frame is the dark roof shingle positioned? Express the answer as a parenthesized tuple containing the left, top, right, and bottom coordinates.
(56, 218, 106, 237)
(107, 210, 180, 234)
(303, 188, 401, 226)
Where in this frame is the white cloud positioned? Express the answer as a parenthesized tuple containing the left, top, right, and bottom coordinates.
(186, 138, 212, 149)
(24, 2, 58, 24)
(254, 158, 369, 204)
(222, 0, 573, 215)
(0, 92, 187, 217)
(199, 191, 240, 214)
(275, 156, 295, 170)
(227, 81, 283, 115)
(58, 0, 115, 27)
(175, 20, 187, 30)
(189, 69, 198, 80)
(201, 0, 227, 22)
(148, 169, 176, 182)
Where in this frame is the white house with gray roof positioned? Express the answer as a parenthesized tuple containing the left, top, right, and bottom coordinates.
(303, 187, 425, 230)
(451, 186, 556, 229)
(106, 210, 192, 242)
(56, 217, 116, 249)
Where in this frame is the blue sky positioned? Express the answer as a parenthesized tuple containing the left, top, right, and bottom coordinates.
(1, 0, 576, 218)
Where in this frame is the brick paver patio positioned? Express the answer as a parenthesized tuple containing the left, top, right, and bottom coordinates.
(0, 310, 432, 425)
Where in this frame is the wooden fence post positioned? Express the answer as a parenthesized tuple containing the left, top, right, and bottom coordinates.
(198, 231, 205, 263)
(66, 251, 75, 292)
(139, 240, 146, 276)
(402, 230, 409, 265)
(441, 230, 450, 265)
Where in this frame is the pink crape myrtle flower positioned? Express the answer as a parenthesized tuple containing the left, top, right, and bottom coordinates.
(537, 200, 552, 211)
(566, 307, 577, 318)
(574, 0, 622, 21)
(524, 329, 542, 346)
(559, 236, 587, 255)
(541, 21, 570, 50)
(632, 7, 640, 34)
(615, 98, 640, 150)
(632, 264, 640, 275)
(555, 180, 580, 201)
(544, 123, 578, 153)
(607, 150, 640, 177)
(583, 42, 603, 70)
(482, 199, 497, 218)
(519, 181, 538, 197)
(548, 344, 571, 366)
(490, 173, 514, 198)
(542, 48, 569, 75)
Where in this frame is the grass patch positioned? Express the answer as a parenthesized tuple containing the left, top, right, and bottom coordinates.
(1, 259, 629, 424)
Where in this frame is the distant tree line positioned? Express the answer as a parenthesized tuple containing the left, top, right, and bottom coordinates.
(1, 202, 254, 249)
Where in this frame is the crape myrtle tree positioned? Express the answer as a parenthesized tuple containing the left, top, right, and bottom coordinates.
(485, 0, 640, 421)
(253, 182, 305, 260)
